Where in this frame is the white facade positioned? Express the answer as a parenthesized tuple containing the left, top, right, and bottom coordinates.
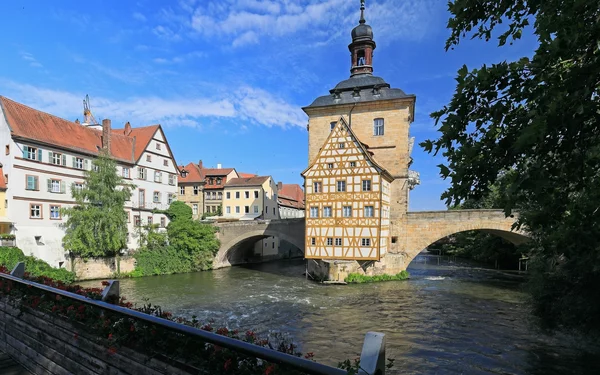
(279, 206, 305, 219)
(0, 109, 178, 267)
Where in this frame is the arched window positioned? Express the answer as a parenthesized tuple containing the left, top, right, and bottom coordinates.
(373, 118, 384, 136)
(357, 50, 366, 66)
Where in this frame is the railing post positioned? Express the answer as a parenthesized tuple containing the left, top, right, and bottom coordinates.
(10, 262, 25, 278)
(101, 280, 120, 301)
(358, 332, 386, 375)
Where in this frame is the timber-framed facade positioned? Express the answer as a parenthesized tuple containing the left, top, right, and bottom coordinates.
(302, 117, 392, 260)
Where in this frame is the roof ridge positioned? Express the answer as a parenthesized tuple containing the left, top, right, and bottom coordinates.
(1, 96, 83, 128)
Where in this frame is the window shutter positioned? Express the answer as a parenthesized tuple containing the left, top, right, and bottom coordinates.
(60, 181, 66, 193)
(84, 159, 89, 169)
(35, 177, 39, 191)
(72, 157, 77, 168)
(48, 151, 53, 162)
(22, 146, 28, 158)
(37, 149, 42, 161)
(62, 154, 67, 166)
(47, 179, 52, 192)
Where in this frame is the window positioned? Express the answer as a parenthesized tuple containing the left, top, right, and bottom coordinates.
(335, 238, 342, 246)
(272, 242, 275, 249)
(71, 157, 84, 170)
(338, 142, 345, 149)
(50, 152, 66, 166)
(392, 236, 398, 244)
(23, 146, 41, 161)
(163, 159, 169, 167)
(50, 205, 61, 220)
(192, 204, 198, 215)
(326, 238, 333, 246)
(156, 143, 161, 150)
(122, 167, 130, 178)
(193, 185, 199, 195)
(132, 215, 140, 226)
(206, 206, 210, 213)
(235, 192, 240, 199)
(74, 182, 84, 192)
(154, 171, 162, 183)
(350, 161, 356, 167)
(146, 155, 152, 162)
(30, 204, 41, 219)
(374, 118, 384, 136)
(364, 206, 374, 217)
(4, 200, 7, 209)
(235, 206, 240, 213)
(313, 182, 321, 193)
(310, 207, 319, 218)
(153, 191, 161, 203)
(47, 179, 65, 194)
(139, 189, 146, 208)
(168, 174, 175, 185)
(226, 192, 231, 199)
(5, 145, 9, 155)
(168, 194, 175, 204)
(244, 206, 249, 213)
(330, 122, 336, 131)
(254, 191, 259, 198)
(26, 175, 39, 191)
(208, 178, 214, 185)
(361, 238, 371, 247)
(216, 177, 222, 185)
(327, 163, 334, 169)
(180, 186, 185, 195)
(217, 192, 222, 200)
(138, 167, 146, 180)
(273, 207, 275, 215)
(337, 180, 346, 192)
(148, 216, 153, 225)
(311, 237, 316, 245)
(243, 191, 248, 199)
(323, 206, 332, 217)
(226, 206, 231, 214)
(362, 180, 371, 191)
(160, 217, 166, 228)
(343, 206, 352, 217)
(254, 205, 259, 213)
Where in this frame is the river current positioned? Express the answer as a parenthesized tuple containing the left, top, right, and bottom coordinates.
(83, 257, 600, 374)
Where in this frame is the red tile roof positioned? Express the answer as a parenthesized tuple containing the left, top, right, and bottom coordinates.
(202, 168, 235, 178)
(225, 176, 270, 187)
(0, 167, 6, 190)
(277, 183, 304, 209)
(179, 162, 203, 183)
(238, 172, 257, 178)
(0, 96, 167, 165)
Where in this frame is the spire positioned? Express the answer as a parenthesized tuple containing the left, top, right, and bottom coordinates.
(359, 0, 366, 24)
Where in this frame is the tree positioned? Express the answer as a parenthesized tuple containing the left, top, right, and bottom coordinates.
(422, 0, 600, 334)
(165, 201, 193, 222)
(62, 152, 134, 258)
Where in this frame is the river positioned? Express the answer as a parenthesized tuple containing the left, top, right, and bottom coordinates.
(83, 256, 600, 374)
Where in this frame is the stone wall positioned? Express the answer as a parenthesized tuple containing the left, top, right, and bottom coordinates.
(66, 256, 136, 281)
(0, 299, 199, 375)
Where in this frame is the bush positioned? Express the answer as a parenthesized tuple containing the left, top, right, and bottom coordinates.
(0, 247, 75, 284)
(0, 234, 15, 240)
(345, 271, 410, 283)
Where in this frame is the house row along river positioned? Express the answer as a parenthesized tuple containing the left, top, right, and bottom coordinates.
(82, 257, 600, 374)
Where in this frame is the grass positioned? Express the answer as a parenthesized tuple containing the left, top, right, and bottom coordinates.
(345, 270, 410, 284)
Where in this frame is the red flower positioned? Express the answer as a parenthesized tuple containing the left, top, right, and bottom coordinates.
(265, 364, 276, 375)
(304, 352, 314, 360)
(107, 347, 117, 355)
(108, 334, 113, 340)
(224, 358, 233, 371)
(101, 281, 110, 286)
(130, 325, 135, 332)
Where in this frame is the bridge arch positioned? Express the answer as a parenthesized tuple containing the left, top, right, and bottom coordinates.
(403, 210, 529, 265)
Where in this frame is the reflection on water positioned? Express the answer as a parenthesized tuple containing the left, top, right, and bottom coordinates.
(82, 258, 600, 374)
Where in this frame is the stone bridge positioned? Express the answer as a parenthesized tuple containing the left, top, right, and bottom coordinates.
(401, 209, 528, 266)
(213, 219, 305, 269)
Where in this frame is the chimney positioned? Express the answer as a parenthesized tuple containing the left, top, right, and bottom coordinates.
(217, 163, 222, 169)
(102, 119, 111, 153)
(75, 119, 80, 124)
(277, 182, 283, 191)
(198, 160, 203, 170)
(124, 121, 132, 136)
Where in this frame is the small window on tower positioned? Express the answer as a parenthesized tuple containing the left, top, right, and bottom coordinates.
(357, 50, 366, 66)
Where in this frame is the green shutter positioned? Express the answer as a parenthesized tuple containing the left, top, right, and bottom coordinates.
(62, 154, 66, 166)
(47, 179, 52, 192)
(60, 181, 66, 193)
(22, 146, 27, 158)
(48, 151, 53, 163)
(72, 157, 77, 168)
(37, 149, 42, 161)
(34, 177, 39, 191)
(84, 159, 89, 169)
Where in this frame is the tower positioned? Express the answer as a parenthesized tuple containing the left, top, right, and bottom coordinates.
(302, 1, 419, 279)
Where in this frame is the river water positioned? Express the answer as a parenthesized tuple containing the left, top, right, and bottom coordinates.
(83, 257, 600, 374)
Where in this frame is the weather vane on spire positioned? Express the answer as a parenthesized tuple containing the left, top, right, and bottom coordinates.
(359, 0, 366, 24)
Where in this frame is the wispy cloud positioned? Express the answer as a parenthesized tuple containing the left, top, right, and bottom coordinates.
(1, 79, 305, 130)
(133, 12, 147, 22)
(20, 52, 43, 68)
(152, 51, 205, 64)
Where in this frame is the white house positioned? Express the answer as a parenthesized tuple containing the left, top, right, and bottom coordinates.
(0, 96, 179, 267)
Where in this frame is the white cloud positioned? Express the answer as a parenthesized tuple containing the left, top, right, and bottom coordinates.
(0, 80, 306, 130)
(153, 25, 181, 41)
(133, 12, 147, 22)
(232, 31, 259, 47)
(20, 52, 43, 68)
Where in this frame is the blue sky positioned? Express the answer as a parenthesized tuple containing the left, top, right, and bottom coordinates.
(0, 0, 537, 210)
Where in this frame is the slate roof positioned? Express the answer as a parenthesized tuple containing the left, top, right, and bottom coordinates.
(0, 96, 165, 164)
(303, 74, 414, 109)
(225, 176, 270, 188)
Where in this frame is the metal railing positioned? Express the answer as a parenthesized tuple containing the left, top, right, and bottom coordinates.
(1, 263, 386, 375)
